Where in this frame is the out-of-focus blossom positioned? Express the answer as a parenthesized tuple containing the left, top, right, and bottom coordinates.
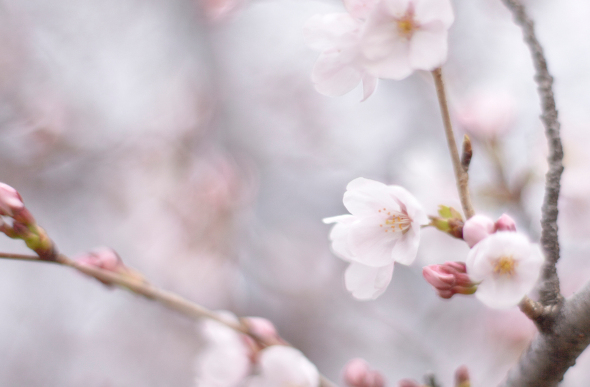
(242, 317, 283, 346)
(198, 0, 248, 23)
(466, 232, 544, 309)
(344, 0, 379, 19)
(324, 178, 428, 299)
(76, 248, 124, 272)
(397, 379, 423, 387)
(343, 358, 386, 387)
(361, 0, 454, 80)
(195, 312, 253, 387)
(304, 12, 377, 100)
(454, 365, 470, 387)
(455, 91, 516, 139)
(422, 261, 477, 299)
(462, 213, 517, 247)
(245, 345, 319, 387)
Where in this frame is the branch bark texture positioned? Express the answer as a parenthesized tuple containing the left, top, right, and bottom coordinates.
(501, 0, 564, 306)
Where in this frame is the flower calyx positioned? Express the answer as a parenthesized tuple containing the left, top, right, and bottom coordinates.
(429, 205, 464, 239)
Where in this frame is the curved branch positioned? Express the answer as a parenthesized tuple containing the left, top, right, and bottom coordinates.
(500, 0, 564, 306)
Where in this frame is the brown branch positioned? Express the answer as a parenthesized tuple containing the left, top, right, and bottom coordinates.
(501, 0, 564, 307)
(432, 68, 476, 219)
(0, 252, 337, 387)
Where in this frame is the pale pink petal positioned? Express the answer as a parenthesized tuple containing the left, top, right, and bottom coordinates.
(391, 227, 420, 265)
(246, 346, 319, 387)
(347, 215, 401, 267)
(303, 13, 359, 51)
(343, 0, 379, 20)
(463, 214, 495, 248)
(363, 38, 413, 80)
(409, 22, 448, 70)
(311, 49, 363, 97)
(361, 73, 378, 101)
(414, 0, 454, 27)
(345, 262, 394, 300)
(343, 178, 400, 217)
(323, 214, 355, 224)
(381, 0, 411, 19)
(475, 275, 530, 309)
(388, 185, 428, 224)
(327, 218, 356, 260)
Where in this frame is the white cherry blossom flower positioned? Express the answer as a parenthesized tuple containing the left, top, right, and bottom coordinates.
(361, 0, 454, 80)
(466, 232, 544, 309)
(195, 312, 252, 387)
(304, 3, 378, 100)
(324, 177, 428, 299)
(245, 345, 319, 387)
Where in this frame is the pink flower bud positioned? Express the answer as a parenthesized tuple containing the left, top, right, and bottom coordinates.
(494, 214, 516, 232)
(343, 358, 386, 387)
(423, 262, 477, 299)
(462, 214, 495, 247)
(454, 365, 470, 387)
(76, 248, 124, 272)
(0, 183, 25, 217)
(242, 317, 283, 345)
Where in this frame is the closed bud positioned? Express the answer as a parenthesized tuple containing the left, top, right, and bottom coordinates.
(462, 214, 495, 247)
(494, 214, 516, 232)
(454, 365, 470, 387)
(423, 262, 477, 299)
(0, 183, 25, 217)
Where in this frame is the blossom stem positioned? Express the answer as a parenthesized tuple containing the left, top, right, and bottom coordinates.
(0, 251, 337, 387)
(432, 68, 475, 219)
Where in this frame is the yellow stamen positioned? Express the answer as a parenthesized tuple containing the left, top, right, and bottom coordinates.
(494, 256, 517, 277)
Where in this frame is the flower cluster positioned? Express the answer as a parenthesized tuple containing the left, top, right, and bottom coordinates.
(324, 178, 428, 300)
(195, 312, 319, 387)
(304, 0, 454, 99)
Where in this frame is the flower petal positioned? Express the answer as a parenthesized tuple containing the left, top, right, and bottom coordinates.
(327, 217, 356, 260)
(311, 49, 363, 97)
(391, 226, 420, 265)
(414, 0, 454, 28)
(347, 214, 401, 266)
(361, 73, 378, 101)
(388, 185, 428, 224)
(344, 262, 394, 300)
(409, 22, 448, 71)
(303, 13, 360, 51)
(343, 0, 379, 20)
(343, 177, 400, 217)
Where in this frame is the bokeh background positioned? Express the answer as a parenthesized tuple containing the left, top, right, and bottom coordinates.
(0, 0, 590, 385)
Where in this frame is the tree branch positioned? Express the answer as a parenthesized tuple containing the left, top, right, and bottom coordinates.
(432, 68, 476, 220)
(0, 252, 337, 387)
(500, 0, 564, 306)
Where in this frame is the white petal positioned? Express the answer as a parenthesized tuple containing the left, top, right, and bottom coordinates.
(362, 36, 413, 80)
(311, 49, 363, 97)
(343, 177, 400, 217)
(343, 0, 379, 20)
(345, 262, 394, 300)
(382, 0, 411, 18)
(303, 13, 360, 51)
(414, 0, 454, 27)
(327, 219, 356, 260)
(387, 185, 428, 224)
(347, 214, 401, 267)
(475, 275, 530, 309)
(249, 346, 320, 387)
(409, 22, 448, 70)
(323, 214, 355, 224)
(391, 226, 420, 265)
(361, 73, 378, 101)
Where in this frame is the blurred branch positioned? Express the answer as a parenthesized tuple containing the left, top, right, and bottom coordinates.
(501, 0, 564, 306)
(432, 68, 475, 220)
(0, 252, 338, 387)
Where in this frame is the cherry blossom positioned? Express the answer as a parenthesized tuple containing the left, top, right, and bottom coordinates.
(0, 182, 24, 217)
(195, 312, 252, 387)
(343, 358, 386, 387)
(466, 232, 544, 309)
(455, 91, 516, 139)
(304, 6, 378, 100)
(360, 0, 454, 80)
(245, 345, 319, 387)
(422, 261, 477, 299)
(324, 177, 428, 299)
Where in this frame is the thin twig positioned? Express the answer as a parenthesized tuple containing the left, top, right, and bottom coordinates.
(501, 0, 564, 307)
(432, 68, 475, 220)
(0, 252, 337, 387)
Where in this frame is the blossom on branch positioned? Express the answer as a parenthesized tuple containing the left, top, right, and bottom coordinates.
(462, 213, 516, 247)
(324, 178, 428, 300)
(361, 0, 454, 80)
(422, 261, 477, 299)
(343, 358, 386, 387)
(466, 232, 544, 309)
(304, 11, 377, 100)
(245, 345, 319, 387)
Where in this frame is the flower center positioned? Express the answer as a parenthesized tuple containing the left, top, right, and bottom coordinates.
(494, 255, 517, 277)
(396, 7, 418, 38)
(378, 208, 411, 233)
